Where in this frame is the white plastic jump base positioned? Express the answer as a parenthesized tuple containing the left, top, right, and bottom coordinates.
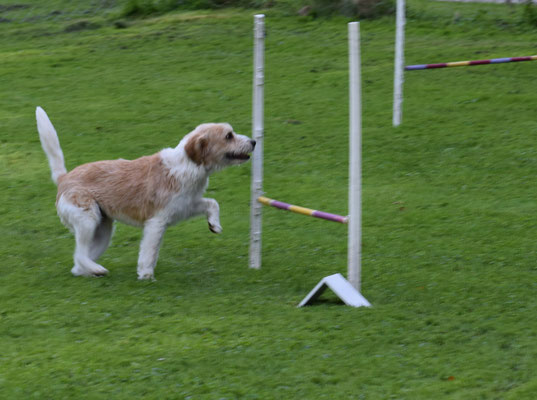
(298, 273, 371, 308)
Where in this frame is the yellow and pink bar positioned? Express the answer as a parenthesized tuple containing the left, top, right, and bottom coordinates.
(258, 196, 349, 224)
(406, 55, 537, 71)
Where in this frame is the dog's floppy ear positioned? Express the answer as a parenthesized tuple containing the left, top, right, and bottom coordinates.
(185, 133, 208, 165)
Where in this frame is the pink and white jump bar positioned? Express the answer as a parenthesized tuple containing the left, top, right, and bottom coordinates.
(258, 196, 349, 224)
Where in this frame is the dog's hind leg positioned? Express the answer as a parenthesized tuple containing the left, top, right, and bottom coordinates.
(89, 214, 114, 262)
(58, 195, 110, 277)
(72, 218, 110, 277)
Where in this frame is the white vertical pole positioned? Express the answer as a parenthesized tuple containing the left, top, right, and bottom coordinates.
(348, 22, 361, 291)
(249, 14, 265, 269)
(393, 0, 405, 127)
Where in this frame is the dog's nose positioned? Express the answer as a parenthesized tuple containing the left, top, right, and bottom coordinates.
(250, 140, 256, 149)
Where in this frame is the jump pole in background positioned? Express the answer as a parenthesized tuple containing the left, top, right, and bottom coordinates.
(392, 0, 405, 127)
(392, 0, 536, 125)
(249, 14, 265, 270)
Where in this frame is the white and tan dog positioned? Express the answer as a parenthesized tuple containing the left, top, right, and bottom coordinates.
(36, 107, 255, 280)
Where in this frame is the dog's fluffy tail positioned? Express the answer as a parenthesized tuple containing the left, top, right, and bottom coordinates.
(36, 107, 67, 185)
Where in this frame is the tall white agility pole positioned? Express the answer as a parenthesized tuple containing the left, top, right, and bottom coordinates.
(392, 0, 405, 127)
(347, 21, 362, 291)
(249, 14, 265, 269)
(299, 22, 370, 308)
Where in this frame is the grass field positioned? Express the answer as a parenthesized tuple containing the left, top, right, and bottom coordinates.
(1, 0, 537, 398)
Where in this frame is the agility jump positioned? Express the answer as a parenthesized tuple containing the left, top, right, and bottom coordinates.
(248, 16, 370, 307)
(392, 0, 536, 126)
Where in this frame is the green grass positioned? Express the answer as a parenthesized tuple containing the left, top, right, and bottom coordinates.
(1, 1, 537, 398)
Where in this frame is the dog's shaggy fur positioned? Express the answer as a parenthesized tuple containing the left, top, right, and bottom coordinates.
(36, 107, 255, 280)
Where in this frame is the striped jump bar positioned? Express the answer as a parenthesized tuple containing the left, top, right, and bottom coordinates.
(258, 196, 348, 224)
(406, 55, 537, 71)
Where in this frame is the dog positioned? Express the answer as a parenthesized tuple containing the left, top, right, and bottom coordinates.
(36, 107, 255, 280)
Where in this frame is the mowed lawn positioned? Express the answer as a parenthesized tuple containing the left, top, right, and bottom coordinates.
(1, 0, 537, 398)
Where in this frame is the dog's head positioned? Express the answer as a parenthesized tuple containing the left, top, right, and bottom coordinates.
(184, 123, 256, 170)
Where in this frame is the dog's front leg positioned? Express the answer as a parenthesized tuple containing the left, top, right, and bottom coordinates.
(137, 218, 167, 280)
(194, 198, 222, 234)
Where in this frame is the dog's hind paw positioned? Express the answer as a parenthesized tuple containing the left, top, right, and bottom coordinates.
(138, 271, 155, 281)
(92, 267, 109, 277)
(71, 264, 109, 277)
(209, 222, 222, 234)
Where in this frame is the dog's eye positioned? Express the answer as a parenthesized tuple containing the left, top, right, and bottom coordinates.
(225, 132, 234, 140)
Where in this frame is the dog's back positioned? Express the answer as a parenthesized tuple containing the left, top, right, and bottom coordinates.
(57, 154, 180, 225)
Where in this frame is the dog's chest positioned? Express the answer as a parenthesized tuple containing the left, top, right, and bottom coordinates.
(163, 177, 208, 223)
